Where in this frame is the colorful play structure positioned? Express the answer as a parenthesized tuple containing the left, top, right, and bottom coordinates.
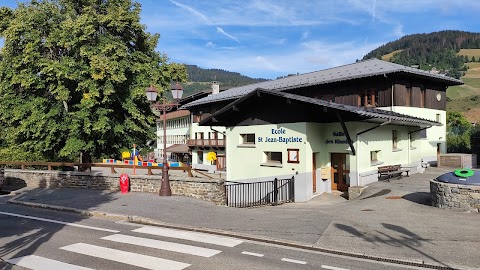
(103, 146, 184, 167)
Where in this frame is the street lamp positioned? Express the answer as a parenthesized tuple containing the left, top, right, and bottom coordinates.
(145, 83, 184, 196)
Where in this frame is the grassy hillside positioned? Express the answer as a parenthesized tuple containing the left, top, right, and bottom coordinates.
(458, 49, 480, 61)
(447, 62, 480, 123)
(381, 49, 403, 61)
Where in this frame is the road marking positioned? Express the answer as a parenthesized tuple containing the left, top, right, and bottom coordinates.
(133, 226, 243, 247)
(281, 258, 307, 265)
(241, 251, 264, 257)
(0, 211, 119, 233)
(102, 234, 221, 257)
(60, 243, 190, 270)
(7, 255, 93, 270)
(322, 265, 349, 270)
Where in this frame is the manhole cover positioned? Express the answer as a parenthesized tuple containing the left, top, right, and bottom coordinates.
(385, 196, 402, 200)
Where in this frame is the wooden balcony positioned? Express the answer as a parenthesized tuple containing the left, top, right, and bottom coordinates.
(187, 139, 226, 148)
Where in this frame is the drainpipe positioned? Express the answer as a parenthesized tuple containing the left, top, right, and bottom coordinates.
(355, 119, 392, 186)
(384, 74, 394, 111)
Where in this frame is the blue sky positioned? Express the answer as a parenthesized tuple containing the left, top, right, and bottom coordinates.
(2, 0, 480, 79)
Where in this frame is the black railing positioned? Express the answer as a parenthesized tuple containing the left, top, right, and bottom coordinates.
(225, 176, 294, 208)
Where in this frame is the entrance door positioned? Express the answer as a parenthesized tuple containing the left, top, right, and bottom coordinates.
(331, 153, 350, 192)
(312, 153, 317, 193)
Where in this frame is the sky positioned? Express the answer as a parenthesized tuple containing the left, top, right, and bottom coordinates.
(1, 0, 480, 79)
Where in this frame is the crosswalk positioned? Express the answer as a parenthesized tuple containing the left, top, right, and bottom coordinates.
(6, 226, 244, 270)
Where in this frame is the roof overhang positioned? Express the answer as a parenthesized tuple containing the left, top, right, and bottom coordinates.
(199, 89, 441, 128)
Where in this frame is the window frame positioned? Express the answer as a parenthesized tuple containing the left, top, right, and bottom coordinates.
(287, 149, 299, 163)
(240, 133, 256, 145)
(392, 130, 398, 150)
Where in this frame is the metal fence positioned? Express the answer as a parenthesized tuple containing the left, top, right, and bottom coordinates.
(225, 176, 294, 208)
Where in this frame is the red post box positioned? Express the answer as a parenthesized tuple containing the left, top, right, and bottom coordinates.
(119, 173, 130, 194)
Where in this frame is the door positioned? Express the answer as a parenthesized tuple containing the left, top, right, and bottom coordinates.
(216, 154, 226, 171)
(331, 153, 350, 192)
(312, 153, 317, 193)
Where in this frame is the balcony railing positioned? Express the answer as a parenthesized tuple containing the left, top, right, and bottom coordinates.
(186, 139, 226, 147)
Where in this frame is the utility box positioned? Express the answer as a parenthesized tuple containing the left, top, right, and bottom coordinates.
(320, 167, 331, 179)
(438, 153, 477, 168)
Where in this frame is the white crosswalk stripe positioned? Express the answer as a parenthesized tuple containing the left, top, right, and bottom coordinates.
(6, 255, 94, 270)
(132, 226, 244, 247)
(102, 234, 222, 257)
(60, 243, 191, 270)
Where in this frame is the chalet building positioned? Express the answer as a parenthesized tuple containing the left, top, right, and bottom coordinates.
(182, 59, 463, 202)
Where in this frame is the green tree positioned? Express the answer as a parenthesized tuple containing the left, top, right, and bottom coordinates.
(0, 0, 186, 162)
(446, 111, 473, 153)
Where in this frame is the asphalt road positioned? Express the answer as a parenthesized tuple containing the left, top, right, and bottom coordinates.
(0, 199, 420, 270)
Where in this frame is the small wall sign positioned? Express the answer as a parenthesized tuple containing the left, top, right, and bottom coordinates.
(287, 149, 299, 163)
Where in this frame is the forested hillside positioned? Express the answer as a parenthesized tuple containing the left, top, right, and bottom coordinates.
(363, 30, 480, 78)
(182, 65, 267, 97)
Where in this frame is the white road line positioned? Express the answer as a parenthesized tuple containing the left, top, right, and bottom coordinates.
(60, 243, 190, 270)
(321, 265, 350, 270)
(241, 251, 264, 257)
(133, 226, 243, 247)
(281, 258, 307, 265)
(0, 211, 119, 233)
(7, 255, 94, 270)
(102, 234, 221, 257)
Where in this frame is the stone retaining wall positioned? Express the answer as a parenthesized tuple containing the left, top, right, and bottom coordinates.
(430, 179, 480, 213)
(4, 169, 226, 205)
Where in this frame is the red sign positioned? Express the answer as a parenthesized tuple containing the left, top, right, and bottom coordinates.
(119, 174, 130, 194)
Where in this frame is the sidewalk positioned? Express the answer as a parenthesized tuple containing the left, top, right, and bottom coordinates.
(6, 167, 480, 270)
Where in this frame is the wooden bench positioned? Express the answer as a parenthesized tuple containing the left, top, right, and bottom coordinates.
(378, 164, 403, 181)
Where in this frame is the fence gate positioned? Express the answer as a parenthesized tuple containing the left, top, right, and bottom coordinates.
(225, 177, 294, 208)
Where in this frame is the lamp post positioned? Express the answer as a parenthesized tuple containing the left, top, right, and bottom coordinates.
(145, 83, 184, 196)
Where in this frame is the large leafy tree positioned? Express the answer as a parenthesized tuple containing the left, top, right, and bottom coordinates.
(0, 0, 186, 162)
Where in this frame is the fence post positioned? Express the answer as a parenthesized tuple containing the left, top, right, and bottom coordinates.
(290, 176, 295, 202)
(273, 178, 279, 205)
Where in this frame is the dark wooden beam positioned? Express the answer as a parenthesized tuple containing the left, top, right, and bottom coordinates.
(336, 111, 356, 156)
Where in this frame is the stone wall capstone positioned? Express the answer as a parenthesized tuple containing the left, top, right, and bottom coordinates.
(4, 169, 226, 205)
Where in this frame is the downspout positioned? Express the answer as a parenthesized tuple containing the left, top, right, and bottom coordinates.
(355, 119, 392, 186)
(384, 74, 394, 111)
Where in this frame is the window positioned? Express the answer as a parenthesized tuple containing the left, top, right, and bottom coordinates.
(359, 89, 378, 107)
(392, 130, 398, 149)
(265, 151, 282, 164)
(241, 133, 255, 144)
(287, 149, 299, 163)
(436, 114, 441, 123)
(420, 129, 427, 139)
(370, 150, 383, 165)
(197, 151, 203, 164)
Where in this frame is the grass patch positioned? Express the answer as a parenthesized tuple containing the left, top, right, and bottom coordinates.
(458, 49, 480, 60)
(381, 49, 403, 61)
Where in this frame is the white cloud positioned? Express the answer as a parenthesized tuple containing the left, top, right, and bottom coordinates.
(205, 41, 215, 47)
(169, 0, 212, 24)
(216, 27, 240, 43)
(301, 31, 310, 40)
(393, 25, 405, 38)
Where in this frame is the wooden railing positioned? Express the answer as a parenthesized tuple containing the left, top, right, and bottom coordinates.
(0, 161, 193, 177)
(186, 139, 226, 147)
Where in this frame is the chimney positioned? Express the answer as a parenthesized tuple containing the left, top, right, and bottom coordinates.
(211, 81, 220, 95)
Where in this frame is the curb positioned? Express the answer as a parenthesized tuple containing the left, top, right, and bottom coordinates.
(6, 196, 463, 270)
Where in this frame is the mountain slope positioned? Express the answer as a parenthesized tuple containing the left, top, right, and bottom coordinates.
(182, 65, 267, 97)
(363, 30, 480, 78)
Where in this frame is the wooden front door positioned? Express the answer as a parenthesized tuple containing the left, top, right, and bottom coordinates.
(331, 153, 350, 192)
